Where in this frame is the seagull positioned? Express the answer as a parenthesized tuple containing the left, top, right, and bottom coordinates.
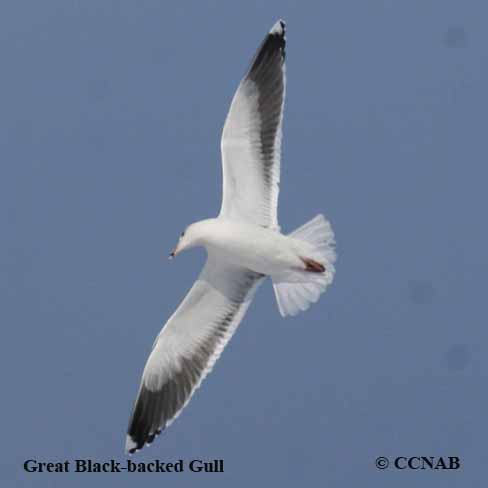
(126, 19, 336, 454)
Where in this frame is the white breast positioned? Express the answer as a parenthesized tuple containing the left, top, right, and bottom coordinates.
(204, 219, 302, 276)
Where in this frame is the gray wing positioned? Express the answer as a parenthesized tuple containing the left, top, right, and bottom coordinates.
(126, 257, 264, 454)
(220, 20, 286, 230)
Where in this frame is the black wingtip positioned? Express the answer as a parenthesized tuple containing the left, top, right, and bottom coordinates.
(125, 383, 167, 455)
(125, 428, 163, 455)
(269, 19, 286, 37)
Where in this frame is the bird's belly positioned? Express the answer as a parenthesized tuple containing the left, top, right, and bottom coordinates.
(208, 225, 300, 276)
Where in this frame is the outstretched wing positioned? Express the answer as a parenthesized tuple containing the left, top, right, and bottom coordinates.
(220, 20, 286, 230)
(126, 257, 263, 454)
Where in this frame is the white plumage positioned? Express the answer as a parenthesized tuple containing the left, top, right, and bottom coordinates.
(126, 19, 336, 454)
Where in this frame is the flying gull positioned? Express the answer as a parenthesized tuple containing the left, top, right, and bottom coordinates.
(126, 19, 336, 454)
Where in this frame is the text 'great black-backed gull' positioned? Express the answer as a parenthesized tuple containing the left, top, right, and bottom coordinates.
(126, 19, 337, 454)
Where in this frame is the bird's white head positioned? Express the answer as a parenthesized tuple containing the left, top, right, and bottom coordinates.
(169, 221, 205, 259)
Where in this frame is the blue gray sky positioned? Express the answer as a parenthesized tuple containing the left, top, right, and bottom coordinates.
(1, 1, 487, 487)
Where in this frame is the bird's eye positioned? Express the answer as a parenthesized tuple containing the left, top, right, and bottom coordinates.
(181, 231, 185, 237)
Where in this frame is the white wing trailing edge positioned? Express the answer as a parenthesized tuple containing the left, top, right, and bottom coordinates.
(220, 20, 286, 230)
(126, 257, 263, 454)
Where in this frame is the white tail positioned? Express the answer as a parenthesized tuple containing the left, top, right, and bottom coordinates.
(273, 214, 336, 317)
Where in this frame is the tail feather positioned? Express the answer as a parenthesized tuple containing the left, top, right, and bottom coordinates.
(273, 214, 336, 317)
